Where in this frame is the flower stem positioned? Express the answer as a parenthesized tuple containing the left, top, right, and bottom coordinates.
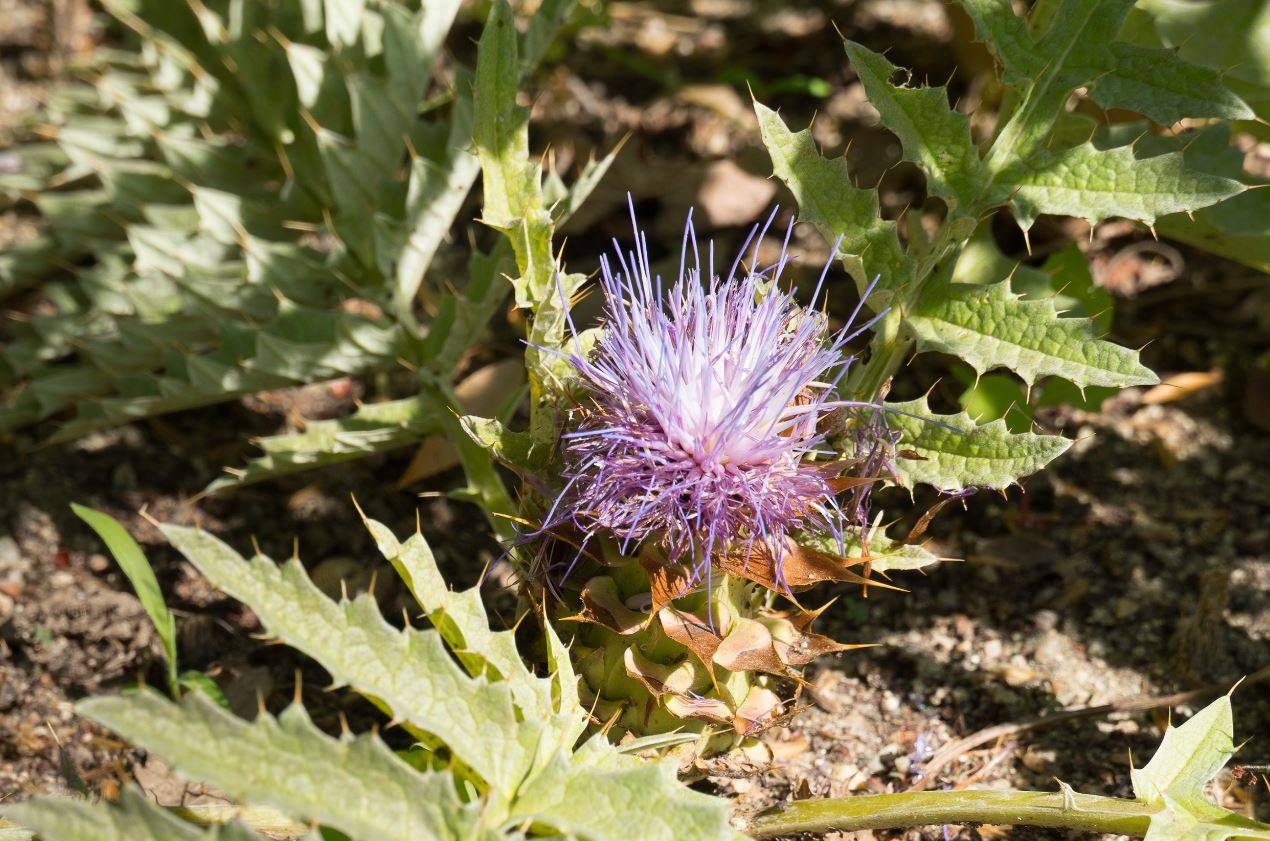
(748, 790, 1154, 838)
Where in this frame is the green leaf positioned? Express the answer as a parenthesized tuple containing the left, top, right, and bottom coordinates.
(511, 753, 737, 841)
(754, 102, 912, 301)
(459, 415, 544, 472)
(1089, 43, 1254, 124)
(157, 523, 537, 797)
(966, 0, 1137, 169)
(1002, 141, 1246, 230)
(364, 521, 565, 727)
(1131, 695, 1236, 808)
(177, 670, 228, 708)
(1130, 0, 1270, 122)
(906, 278, 1157, 388)
(842, 41, 986, 212)
(1148, 124, 1270, 273)
(885, 397, 1072, 490)
(71, 504, 178, 694)
(6, 788, 258, 841)
(80, 690, 487, 841)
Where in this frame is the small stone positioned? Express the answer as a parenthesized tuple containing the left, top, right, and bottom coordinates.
(881, 693, 900, 714)
(983, 638, 1003, 660)
(88, 554, 110, 573)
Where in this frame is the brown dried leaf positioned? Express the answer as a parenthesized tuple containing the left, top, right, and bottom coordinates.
(567, 576, 645, 635)
(639, 545, 694, 614)
(712, 617, 788, 675)
(718, 540, 903, 593)
(733, 686, 783, 735)
(1141, 369, 1223, 405)
(659, 607, 722, 677)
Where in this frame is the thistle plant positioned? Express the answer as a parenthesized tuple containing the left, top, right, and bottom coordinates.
(0, 0, 603, 493)
(2, 508, 735, 841)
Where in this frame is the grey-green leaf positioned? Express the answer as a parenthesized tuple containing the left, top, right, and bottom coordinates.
(754, 102, 912, 301)
(906, 279, 1156, 388)
(843, 41, 986, 212)
(1003, 141, 1245, 230)
(885, 397, 1072, 490)
(80, 690, 484, 841)
(6, 788, 258, 841)
(157, 524, 537, 797)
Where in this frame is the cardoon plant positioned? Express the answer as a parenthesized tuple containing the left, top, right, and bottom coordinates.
(529, 211, 894, 751)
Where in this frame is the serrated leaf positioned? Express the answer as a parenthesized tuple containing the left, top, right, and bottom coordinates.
(1003, 141, 1245, 230)
(1131, 695, 1236, 808)
(365, 521, 564, 726)
(966, 0, 1137, 168)
(6, 788, 258, 841)
(80, 690, 486, 841)
(511, 752, 737, 841)
(843, 41, 986, 212)
(906, 278, 1156, 388)
(885, 397, 1072, 490)
(1089, 43, 1254, 124)
(158, 523, 538, 797)
(754, 102, 912, 301)
(1131, 0, 1270, 122)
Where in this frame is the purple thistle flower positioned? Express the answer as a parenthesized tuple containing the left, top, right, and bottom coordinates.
(548, 205, 883, 584)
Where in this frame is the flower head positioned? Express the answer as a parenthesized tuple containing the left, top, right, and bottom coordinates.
(548, 207, 879, 581)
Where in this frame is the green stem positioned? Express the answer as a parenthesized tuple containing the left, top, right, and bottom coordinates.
(847, 217, 961, 401)
(748, 790, 1154, 838)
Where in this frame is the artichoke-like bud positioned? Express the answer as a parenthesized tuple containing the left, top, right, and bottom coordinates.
(533, 209, 888, 755)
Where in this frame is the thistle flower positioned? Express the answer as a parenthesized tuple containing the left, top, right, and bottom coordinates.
(548, 207, 881, 584)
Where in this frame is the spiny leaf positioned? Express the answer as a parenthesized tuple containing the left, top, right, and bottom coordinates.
(1131, 0, 1270, 122)
(906, 278, 1157, 388)
(1002, 141, 1246, 230)
(1089, 43, 1254, 125)
(5, 789, 259, 841)
(365, 520, 564, 725)
(203, 393, 447, 494)
(885, 397, 1072, 491)
(80, 690, 487, 841)
(843, 41, 986, 212)
(1131, 694, 1236, 808)
(158, 523, 538, 797)
(754, 102, 913, 301)
(965, 0, 1135, 169)
(511, 752, 738, 841)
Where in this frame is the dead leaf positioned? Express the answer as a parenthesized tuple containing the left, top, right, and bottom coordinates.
(1141, 369, 1223, 405)
(565, 576, 645, 635)
(659, 607, 722, 676)
(712, 618, 788, 675)
(639, 545, 695, 614)
(397, 359, 525, 487)
(733, 686, 784, 735)
(718, 540, 903, 593)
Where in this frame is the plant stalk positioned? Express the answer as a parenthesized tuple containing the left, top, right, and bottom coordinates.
(748, 790, 1154, 838)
